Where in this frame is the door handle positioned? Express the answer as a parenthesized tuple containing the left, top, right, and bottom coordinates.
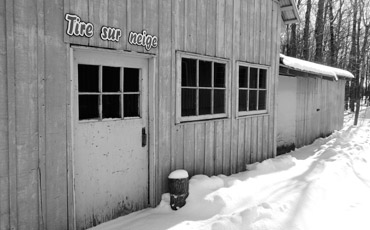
(142, 127, 147, 147)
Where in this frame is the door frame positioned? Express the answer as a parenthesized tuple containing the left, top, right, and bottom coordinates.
(67, 46, 157, 230)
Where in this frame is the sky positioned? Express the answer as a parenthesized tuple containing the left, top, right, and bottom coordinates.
(90, 107, 370, 230)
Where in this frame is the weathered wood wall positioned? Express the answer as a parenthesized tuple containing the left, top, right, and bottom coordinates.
(1, 0, 69, 229)
(1, 0, 283, 229)
(294, 77, 346, 148)
(65, 0, 282, 203)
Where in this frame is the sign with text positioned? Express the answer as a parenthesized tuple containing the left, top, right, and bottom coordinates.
(65, 13, 158, 50)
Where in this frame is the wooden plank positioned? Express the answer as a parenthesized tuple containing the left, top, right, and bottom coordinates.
(259, 0, 266, 64)
(230, 0, 240, 174)
(88, 0, 108, 47)
(257, 116, 263, 162)
(251, 116, 258, 163)
(0, 0, 9, 224)
(4, 0, 15, 228)
(216, 0, 225, 58)
(231, 117, 239, 173)
(204, 122, 215, 176)
(183, 124, 195, 175)
(69, 0, 89, 45)
(237, 119, 245, 172)
(224, 0, 233, 59)
(129, 0, 144, 52)
(244, 118, 252, 165)
(268, 1, 278, 158)
(44, 0, 68, 228)
(195, 123, 205, 174)
(196, 0, 207, 55)
(248, 0, 255, 63)
(206, 0, 216, 56)
(265, 0, 272, 65)
(14, 0, 40, 227)
(253, 0, 260, 63)
(143, 0, 159, 54)
(108, 0, 127, 50)
(262, 115, 268, 161)
(240, 0, 248, 61)
(212, 121, 225, 175)
(222, 120, 231, 175)
(158, 0, 172, 198)
(171, 0, 179, 173)
(185, 0, 197, 53)
(174, 0, 185, 52)
(173, 126, 184, 170)
(38, 0, 47, 227)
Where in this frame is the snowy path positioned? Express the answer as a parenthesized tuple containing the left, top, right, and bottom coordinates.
(91, 108, 370, 230)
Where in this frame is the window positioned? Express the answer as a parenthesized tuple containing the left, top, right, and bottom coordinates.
(177, 52, 229, 123)
(78, 64, 141, 121)
(238, 63, 268, 115)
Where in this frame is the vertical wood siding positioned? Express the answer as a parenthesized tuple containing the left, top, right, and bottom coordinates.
(1, 0, 282, 228)
(294, 78, 346, 148)
(2, 0, 68, 229)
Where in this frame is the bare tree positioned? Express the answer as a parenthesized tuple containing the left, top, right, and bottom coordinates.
(303, 0, 312, 60)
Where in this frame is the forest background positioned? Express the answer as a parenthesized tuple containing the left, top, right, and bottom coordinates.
(281, 0, 370, 124)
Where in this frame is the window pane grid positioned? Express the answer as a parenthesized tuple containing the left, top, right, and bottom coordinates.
(181, 57, 226, 117)
(238, 64, 268, 113)
(78, 65, 141, 121)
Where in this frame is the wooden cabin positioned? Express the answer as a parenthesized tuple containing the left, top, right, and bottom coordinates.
(277, 54, 354, 155)
(0, 1, 299, 229)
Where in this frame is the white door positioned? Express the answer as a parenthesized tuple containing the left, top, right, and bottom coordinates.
(72, 49, 149, 230)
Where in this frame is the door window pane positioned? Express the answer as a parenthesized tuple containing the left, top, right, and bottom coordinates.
(124, 94, 140, 117)
(78, 64, 99, 92)
(79, 95, 99, 120)
(103, 66, 121, 92)
(124, 68, 140, 92)
(103, 95, 121, 118)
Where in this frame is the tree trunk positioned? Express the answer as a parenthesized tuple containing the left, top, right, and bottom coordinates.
(349, 0, 358, 112)
(303, 0, 312, 60)
(354, 17, 370, 125)
(314, 0, 326, 63)
(328, 0, 336, 66)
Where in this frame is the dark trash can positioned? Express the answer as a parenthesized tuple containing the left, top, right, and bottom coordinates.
(168, 170, 189, 210)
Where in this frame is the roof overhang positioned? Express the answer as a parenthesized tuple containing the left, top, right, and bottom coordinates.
(279, 54, 355, 81)
(280, 0, 300, 24)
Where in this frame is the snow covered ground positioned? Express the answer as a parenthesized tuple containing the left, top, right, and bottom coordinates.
(91, 107, 370, 230)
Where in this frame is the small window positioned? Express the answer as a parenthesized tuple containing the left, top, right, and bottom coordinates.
(177, 52, 229, 123)
(238, 63, 268, 115)
(78, 64, 141, 121)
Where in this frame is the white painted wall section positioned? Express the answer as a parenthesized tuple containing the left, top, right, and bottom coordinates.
(277, 76, 297, 147)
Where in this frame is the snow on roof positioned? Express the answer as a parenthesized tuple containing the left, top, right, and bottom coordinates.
(280, 54, 355, 80)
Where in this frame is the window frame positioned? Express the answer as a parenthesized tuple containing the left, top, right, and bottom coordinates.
(176, 52, 231, 123)
(236, 61, 270, 117)
(77, 64, 142, 122)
